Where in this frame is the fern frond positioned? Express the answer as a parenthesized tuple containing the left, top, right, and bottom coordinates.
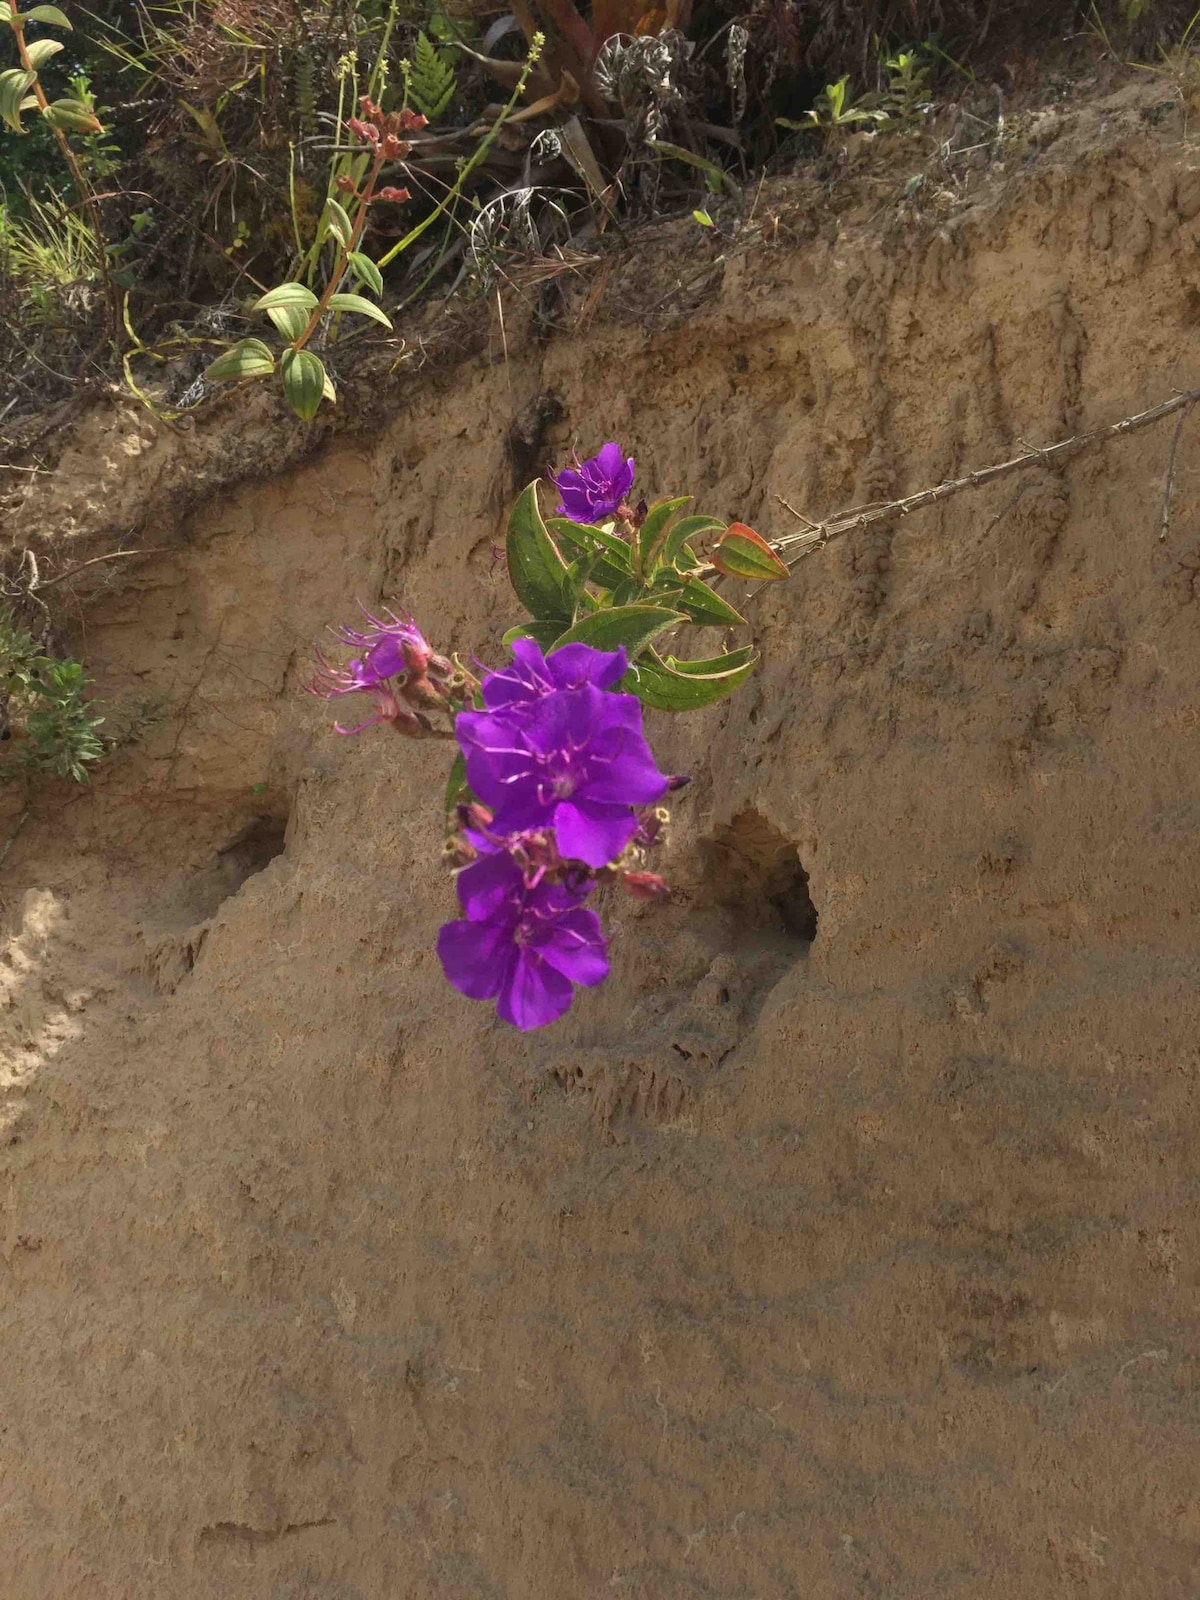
(409, 32, 456, 122)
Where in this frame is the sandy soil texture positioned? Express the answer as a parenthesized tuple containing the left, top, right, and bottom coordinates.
(2, 79, 1199, 1599)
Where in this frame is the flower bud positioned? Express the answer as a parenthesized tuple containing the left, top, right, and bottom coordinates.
(377, 185, 411, 204)
(348, 116, 379, 146)
(380, 133, 403, 159)
(666, 773, 691, 791)
(623, 871, 669, 901)
(335, 174, 357, 195)
(457, 801, 495, 833)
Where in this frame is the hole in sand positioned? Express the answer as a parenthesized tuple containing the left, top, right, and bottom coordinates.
(702, 808, 818, 946)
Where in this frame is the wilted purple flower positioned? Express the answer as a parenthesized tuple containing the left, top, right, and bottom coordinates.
(481, 638, 627, 715)
(457, 681, 669, 868)
(437, 853, 609, 1029)
(550, 442, 635, 523)
(307, 606, 441, 736)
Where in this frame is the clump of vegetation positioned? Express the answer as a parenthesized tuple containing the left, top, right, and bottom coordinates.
(0, 608, 105, 782)
(1, 0, 1198, 425)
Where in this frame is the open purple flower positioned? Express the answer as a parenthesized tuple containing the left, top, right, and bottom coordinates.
(481, 638, 627, 715)
(550, 442, 635, 523)
(457, 682, 668, 868)
(437, 853, 609, 1029)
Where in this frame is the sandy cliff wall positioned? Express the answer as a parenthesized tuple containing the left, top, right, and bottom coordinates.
(2, 83, 1200, 1598)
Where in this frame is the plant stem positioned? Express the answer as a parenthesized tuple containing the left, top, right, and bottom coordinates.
(292, 146, 387, 353)
(375, 40, 544, 273)
(7, 0, 117, 342)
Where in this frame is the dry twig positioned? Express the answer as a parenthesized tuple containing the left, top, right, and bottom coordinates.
(773, 385, 1200, 565)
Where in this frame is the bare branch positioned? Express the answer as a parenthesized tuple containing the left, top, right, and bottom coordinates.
(1160, 399, 1195, 541)
(32, 548, 171, 591)
(773, 384, 1200, 565)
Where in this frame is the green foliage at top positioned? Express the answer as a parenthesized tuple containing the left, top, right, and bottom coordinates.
(0, 610, 105, 782)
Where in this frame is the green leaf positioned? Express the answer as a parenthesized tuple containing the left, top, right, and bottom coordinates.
(547, 515, 632, 589)
(502, 620, 569, 650)
(23, 3, 71, 24)
(638, 496, 690, 577)
(506, 483, 570, 621)
(325, 198, 353, 247)
(280, 347, 327, 420)
(693, 208, 713, 227)
(347, 250, 383, 297)
(253, 281, 319, 312)
(444, 749, 467, 815)
(322, 369, 336, 405)
(622, 646, 757, 710)
(711, 522, 789, 582)
(0, 68, 36, 132)
(203, 337, 276, 382)
(24, 37, 63, 66)
(664, 646, 756, 675)
(42, 97, 99, 131)
(327, 292, 393, 329)
(676, 575, 747, 628)
(645, 139, 739, 198)
(266, 302, 309, 342)
(661, 513, 725, 571)
(552, 604, 684, 658)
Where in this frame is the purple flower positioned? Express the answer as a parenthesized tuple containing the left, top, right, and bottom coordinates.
(456, 681, 668, 868)
(307, 606, 434, 736)
(550, 442, 635, 523)
(437, 853, 609, 1029)
(481, 637, 627, 715)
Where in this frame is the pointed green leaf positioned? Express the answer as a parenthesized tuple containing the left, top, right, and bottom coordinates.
(266, 302, 309, 342)
(547, 515, 632, 589)
(322, 369, 336, 404)
(24, 36, 63, 66)
(253, 281, 319, 312)
(203, 337, 276, 382)
(665, 646, 756, 675)
(506, 483, 571, 621)
(347, 250, 383, 297)
(280, 347, 327, 420)
(622, 646, 757, 710)
(662, 513, 725, 570)
(502, 620, 570, 650)
(42, 96, 101, 131)
(23, 4, 71, 24)
(676, 574, 748, 628)
(327, 292, 393, 329)
(552, 604, 684, 658)
(637, 496, 690, 576)
(325, 198, 353, 247)
(0, 68, 36, 131)
(711, 522, 789, 582)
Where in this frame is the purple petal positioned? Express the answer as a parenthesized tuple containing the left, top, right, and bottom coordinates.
(456, 852, 524, 922)
(481, 638, 553, 711)
(557, 485, 598, 523)
(552, 797, 638, 867)
(546, 643, 627, 692)
(531, 906, 609, 986)
(455, 710, 537, 808)
(519, 684, 604, 759)
(437, 919, 513, 1000)
(497, 950, 575, 1030)
(580, 725, 668, 805)
(362, 634, 406, 680)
